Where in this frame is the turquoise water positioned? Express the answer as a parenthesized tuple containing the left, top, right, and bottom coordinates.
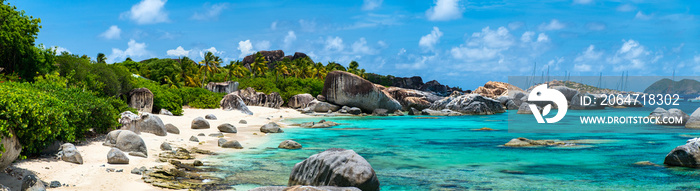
(212, 103, 700, 190)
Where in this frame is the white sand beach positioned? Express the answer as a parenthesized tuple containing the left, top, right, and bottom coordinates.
(0, 106, 308, 191)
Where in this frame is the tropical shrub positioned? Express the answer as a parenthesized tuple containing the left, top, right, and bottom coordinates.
(177, 87, 224, 108)
(131, 78, 184, 115)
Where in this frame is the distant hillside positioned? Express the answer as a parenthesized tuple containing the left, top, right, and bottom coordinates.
(644, 78, 700, 94)
(527, 80, 631, 94)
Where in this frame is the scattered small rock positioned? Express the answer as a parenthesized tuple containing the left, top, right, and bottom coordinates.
(49, 181, 61, 188)
(21, 175, 46, 191)
(633, 161, 659, 166)
(218, 138, 227, 147)
(189, 136, 199, 142)
(221, 140, 243, 149)
(209, 132, 224, 137)
(165, 124, 180, 134)
(58, 143, 83, 164)
(160, 142, 172, 151)
(472, 127, 495, 131)
(106, 168, 115, 172)
(191, 117, 210, 129)
(217, 123, 237, 133)
(278, 140, 302, 149)
(197, 133, 205, 136)
(116, 169, 124, 172)
(260, 122, 284, 133)
(107, 148, 129, 164)
(193, 160, 203, 166)
(205, 114, 217, 120)
(239, 120, 247, 124)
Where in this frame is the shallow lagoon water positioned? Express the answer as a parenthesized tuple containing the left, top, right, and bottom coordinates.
(211, 103, 700, 190)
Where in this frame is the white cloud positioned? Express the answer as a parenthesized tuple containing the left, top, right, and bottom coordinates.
(238, 40, 255, 58)
(539, 19, 565, 31)
(537, 33, 549, 42)
(635, 11, 653, 20)
(607, 39, 652, 71)
(200, 47, 224, 59)
(521, 31, 534, 43)
(108, 39, 150, 63)
(508, 22, 524, 30)
(166, 46, 190, 57)
(256, 40, 271, 51)
(451, 46, 500, 60)
(192, 3, 229, 20)
(362, 0, 383, 11)
(468, 26, 515, 48)
(695, 54, 700, 63)
(419, 26, 443, 50)
(426, 0, 464, 21)
(547, 57, 564, 71)
(54, 46, 71, 54)
(325, 36, 345, 52)
(573, 0, 593, 5)
(616, 4, 636, 12)
(283, 31, 297, 48)
(352, 38, 374, 55)
(574, 64, 592, 72)
(586, 22, 606, 31)
(100, 25, 121, 40)
(270, 21, 278, 30)
(121, 0, 169, 25)
(299, 19, 317, 32)
(574, 45, 603, 63)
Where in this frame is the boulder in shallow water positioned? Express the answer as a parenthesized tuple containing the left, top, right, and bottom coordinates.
(430, 94, 504, 115)
(664, 138, 700, 167)
(649, 108, 689, 126)
(221, 140, 243, 149)
(685, 108, 700, 129)
(191, 117, 210, 129)
(261, 122, 284, 133)
(289, 148, 379, 191)
(372, 109, 388, 116)
(504, 137, 569, 147)
(58, 143, 83, 164)
(279, 140, 302, 149)
(307, 100, 340, 113)
(107, 148, 129, 164)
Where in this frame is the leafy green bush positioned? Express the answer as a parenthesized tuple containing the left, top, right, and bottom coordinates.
(131, 78, 183, 115)
(0, 81, 121, 156)
(177, 87, 224, 109)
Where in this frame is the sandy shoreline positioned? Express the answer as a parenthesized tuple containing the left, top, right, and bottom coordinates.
(0, 106, 310, 191)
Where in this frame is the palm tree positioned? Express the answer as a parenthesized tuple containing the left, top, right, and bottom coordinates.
(250, 52, 268, 78)
(199, 51, 222, 87)
(313, 62, 327, 79)
(225, 60, 248, 79)
(96, 53, 107, 63)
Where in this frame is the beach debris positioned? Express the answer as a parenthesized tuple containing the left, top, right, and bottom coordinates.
(278, 140, 302, 149)
(191, 117, 210, 129)
(58, 143, 83, 164)
(160, 142, 172, 151)
(107, 148, 129, 164)
(103, 130, 148, 157)
(165, 123, 180, 134)
(205, 114, 217, 120)
(221, 140, 243, 149)
(260, 122, 284, 133)
(217, 123, 237, 133)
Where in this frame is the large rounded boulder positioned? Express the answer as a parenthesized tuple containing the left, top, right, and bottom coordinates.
(128, 88, 154, 113)
(261, 122, 284, 133)
(429, 94, 504, 115)
(289, 94, 316, 109)
(221, 93, 254, 115)
(665, 138, 700, 167)
(289, 148, 379, 191)
(0, 130, 21, 170)
(103, 130, 148, 157)
(686, 108, 700, 129)
(58, 143, 83, 164)
(191, 117, 210, 129)
(322, 71, 401, 113)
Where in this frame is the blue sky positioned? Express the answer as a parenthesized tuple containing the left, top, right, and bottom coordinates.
(11, 0, 700, 89)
